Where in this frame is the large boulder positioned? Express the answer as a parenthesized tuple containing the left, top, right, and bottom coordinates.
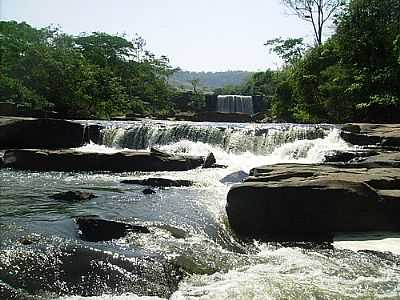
(0, 117, 101, 149)
(2, 149, 204, 172)
(226, 163, 400, 242)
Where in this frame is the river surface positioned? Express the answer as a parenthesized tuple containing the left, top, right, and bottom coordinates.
(1, 120, 400, 299)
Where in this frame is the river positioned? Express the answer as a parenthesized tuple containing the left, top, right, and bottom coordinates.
(1, 120, 400, 299)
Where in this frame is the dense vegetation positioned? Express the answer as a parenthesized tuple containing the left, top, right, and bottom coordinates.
(242, 0, 400, 123)
(0, 21, 176, 118)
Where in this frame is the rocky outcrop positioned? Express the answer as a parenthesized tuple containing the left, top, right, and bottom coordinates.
(226, 162, 400, 242)
(341, 123, 400, 147)
(50, 191, 97, 201)
(75, 217, 150, 242)
(121, 177, 193, 187)
(3, 149, 204, 172)
(0, 117, 101, 149)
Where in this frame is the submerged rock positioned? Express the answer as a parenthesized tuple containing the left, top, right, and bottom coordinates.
(50, 191, 97, 201)
(121, 177, 193, 187)
(227, 163, 400, 242)
(75, 216, 150, 242)
(0, 117, 101, 149)
(0, 244, 183, 298)
(3, 149, 204, 172)
(143, 188, 156, 195)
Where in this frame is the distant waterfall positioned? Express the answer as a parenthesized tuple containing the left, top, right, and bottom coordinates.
(217, 95, 254, 114)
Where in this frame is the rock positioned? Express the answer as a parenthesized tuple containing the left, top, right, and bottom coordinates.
(202, 152, 216, 168)
(189, 111, 252, 123)
(143, 188, 156, 195)
(324, 149, 379, 163)
(0, 117, 87, 149)
(220, 170, 249, 184)
(50, 191, 97, 201)
(341, 123, 400, 147)
(121, 177, 193, 187)
(75, 217, 150, 242)
(3, 149, 204, 172)
(226, 164, 400, 242)
(83, 124, 102, 144)
(0, 244, 183, 298)
(150, 147, 171, 158)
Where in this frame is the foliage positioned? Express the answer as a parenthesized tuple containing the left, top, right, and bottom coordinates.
(0, 21, 176, 118)
(244, 0, 400, 123)
(265, 37, 306, 64)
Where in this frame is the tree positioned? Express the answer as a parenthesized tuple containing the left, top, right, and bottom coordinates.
(281, 0, 345, 45)
(265, 37, 306, 64)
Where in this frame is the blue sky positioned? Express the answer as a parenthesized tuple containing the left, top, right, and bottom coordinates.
(1, 0, 315, 71)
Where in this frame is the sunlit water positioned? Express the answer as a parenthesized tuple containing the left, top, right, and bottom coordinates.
(1, 121, 400, 299)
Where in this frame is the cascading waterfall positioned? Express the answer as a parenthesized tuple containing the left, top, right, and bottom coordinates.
(100, 121, 328, 156)
(217, 95, 254, 114)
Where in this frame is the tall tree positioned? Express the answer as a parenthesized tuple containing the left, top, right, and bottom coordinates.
(281, 0, 344, 45)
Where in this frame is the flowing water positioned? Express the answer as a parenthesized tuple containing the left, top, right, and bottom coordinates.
(1, 120, 400, 299)
(216, 96, 254, 114)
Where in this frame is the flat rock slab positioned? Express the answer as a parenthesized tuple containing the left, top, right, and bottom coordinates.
(3, 149, 204, 172)
(227, 163, 400, 242)
(76, 217, 150, 242)
(341, 123, 400, 147)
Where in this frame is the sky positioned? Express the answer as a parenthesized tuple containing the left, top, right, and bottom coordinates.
(0, 0, 315, 72)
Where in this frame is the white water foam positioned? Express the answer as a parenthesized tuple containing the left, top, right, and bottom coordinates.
(60, 295, 164, 300)
(334, 233, 400, 255)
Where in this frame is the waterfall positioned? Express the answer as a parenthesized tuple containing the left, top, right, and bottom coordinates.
(100, 121, 328, 156)
(217, 95, 254, 114)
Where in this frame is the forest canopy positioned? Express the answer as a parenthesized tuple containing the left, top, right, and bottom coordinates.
(0, 21, 175, 118)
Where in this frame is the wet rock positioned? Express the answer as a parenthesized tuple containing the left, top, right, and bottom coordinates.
(75, 217, 150, 242)
(202, 152, 216, 168)
(3, 149, 204, 172)
(341, 123, 400, 147)
(121, 177, 193, 187)
(50, 191, 97, 202)
(227, 164, 400, 242)
(150, 147, 171, 158)
(143, 188, 156, 195)
(0, 281, 35, 300)
(0, 117, 86, 149)
(0, 244, 183, 298)
(220, 170, 249, 184)
(323, 149, 379, 163)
